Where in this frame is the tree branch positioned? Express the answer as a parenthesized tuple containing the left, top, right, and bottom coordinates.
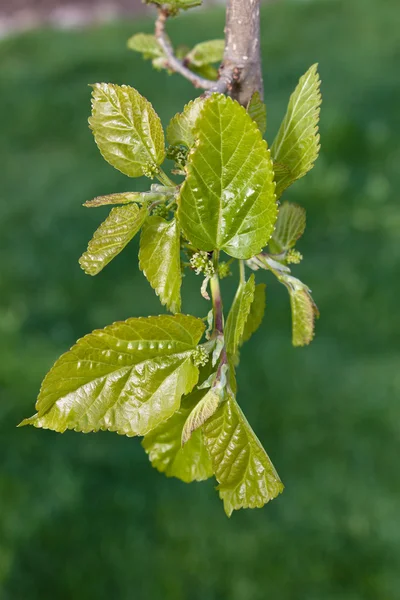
(155, 8, 215, 90)
(220, 0, 263, 105)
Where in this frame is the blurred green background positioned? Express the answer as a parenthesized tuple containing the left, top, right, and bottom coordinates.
(1, 0, 399, 597)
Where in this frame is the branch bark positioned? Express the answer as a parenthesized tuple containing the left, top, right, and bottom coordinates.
(220, 0, 264, 106)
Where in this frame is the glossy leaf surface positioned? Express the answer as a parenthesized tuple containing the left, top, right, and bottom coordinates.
(79, 203, 147, 276)
(225, 274, 255, 355)
(283, 275, 318, 346)
(139, 216, 182, 313)
(203, 396, 284, 516)
(271, 64, 321, 197)
(89, 83, 165, 178)
(242, 283, 266, 344)
(83, 192, 160, 208)
(20, 315, 205, 436)
(178, 94, 277, 259)
(166, 98, 204, 149)
(269, 202, 306, 254)
(142, 385, 213, 483)
(247, 91, 267, 135)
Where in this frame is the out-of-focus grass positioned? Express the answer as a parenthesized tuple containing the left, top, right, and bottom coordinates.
(1, 0, 399, 598)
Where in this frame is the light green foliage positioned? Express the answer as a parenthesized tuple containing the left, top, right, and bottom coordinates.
(269, 201, 306, 254)
(139, 216, 182, 313)
(20, 315, 205, 435)
(79, 203, 148, 276)
(203, 395, 284, 516)
(247, 91, 267, 135)
(178, 94, 277, 259)
(146, 0, 201, 9)
(225, 274, 256, 356)
(166, 97, 204, 148)
(186, 39, 224, 67)
(22, 23, 323, 516)
(127, 33, 164, 60)
(242, 283, 266, 343)
(181, 388, 221, 445)
(283, 275, 319, 346)
(142, 385, 213, 483)
(89, 83, 165, 178)
(271, 64, 321, 197)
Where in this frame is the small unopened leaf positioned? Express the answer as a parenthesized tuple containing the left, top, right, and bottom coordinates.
(282, 275, 318, 346)
(83, 191, 164, 208)
(203, 395, 284, 517)
(186, 39, 224, 67)
(166, 98, 204, 149)
(269, 202, 306, 254)
(79, 203, 148, 276)
(181, 388, 220, 445)
(271, 64, 321, 197)
(20, 315, 205, 436)
(89, 83, 165, 178)
(142, 385, 213, 483)
(178, 94, 277, 259)
(139, 216, 182, 313)
(127, 33, 164, 60)
(242, 283, 266, 343)
(247, 92, 267, 135)
(225, 274, 255, 355)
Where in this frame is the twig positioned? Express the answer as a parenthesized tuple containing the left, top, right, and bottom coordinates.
(155, 9, 215, 90)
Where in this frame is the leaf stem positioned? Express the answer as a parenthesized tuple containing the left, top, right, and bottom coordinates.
(156, 168, 176, 188)
(239, 259, 246, 284)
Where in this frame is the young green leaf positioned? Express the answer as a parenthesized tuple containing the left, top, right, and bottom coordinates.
(127, 33, 165, 60)
(142, 385, 213, 483)
(19, 315, 205, 436)
(181, 388, 221, 445)
(203, 395, 284, 517)
(271, 64, 321, 197)
(242, 283, 266, 344)
(269, 202, 306, 254)
(79, 203, 148, 276)
(185, 39, 224, 67)
(225, 274, 256, 355)
(166, 97, 204, 149)
(282, 275, 318, 346)
(146, 0, 201, 8)
(83, 191, 166, 208)
(139, 216, 182, 313)
(178, 94, 277, 259)
(89, 83, 165, 178)
(247, 91, 267, 135)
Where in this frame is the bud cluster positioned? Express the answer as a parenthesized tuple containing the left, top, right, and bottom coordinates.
(190, 251, 215, 277)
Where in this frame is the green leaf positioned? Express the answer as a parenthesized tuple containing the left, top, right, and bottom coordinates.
(188, 63, 219, 81)
(20, 315, 205, 436)
(178, 94, 277, 259)
(89, 83, 165, 178)
(225, 274, 256, 355)
(271, 64, 321, 197)
(79, 203, 148, 276)
(247, 91, 267, 135)
(127, 33, 164, 60)
(203, 395, 284, 516)
(181, 388, 220, 445)
(186, 39, 224, 67)
(283, 275, 319, 346)
(139, 216, 182, 313)
(242, 283, 266, 344)
(142, 383, 213, 483)
(269, 202, 306, 254)
(146, 0, 201, 9)
(83, 191, 166, 208)
(166, 97, 204, 148)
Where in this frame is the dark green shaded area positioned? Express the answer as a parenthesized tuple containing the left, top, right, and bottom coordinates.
(1, 0, 399, 597)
